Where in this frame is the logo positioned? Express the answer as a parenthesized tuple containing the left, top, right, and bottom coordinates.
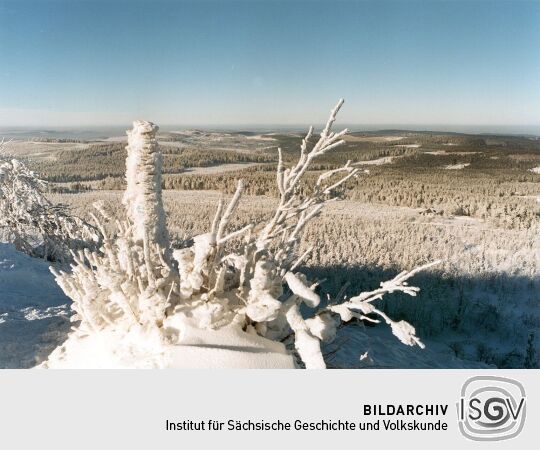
(457, 376, 526, 441)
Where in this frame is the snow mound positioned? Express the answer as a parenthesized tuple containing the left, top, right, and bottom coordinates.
(529, 166, 540, 174)
(41, 323, 296, 369)
(170, 324, 295, 368)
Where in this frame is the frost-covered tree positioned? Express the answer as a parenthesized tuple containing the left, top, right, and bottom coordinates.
(0, 139, 97, 262)
(43, 102, 438, 369)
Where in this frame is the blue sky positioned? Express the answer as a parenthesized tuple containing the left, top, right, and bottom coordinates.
(0, 0, 539, 127)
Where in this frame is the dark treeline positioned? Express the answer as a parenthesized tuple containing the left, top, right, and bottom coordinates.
(34, 142, 276, 182)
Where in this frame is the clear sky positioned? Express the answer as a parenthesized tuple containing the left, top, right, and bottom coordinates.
(0, 0, 539, 128)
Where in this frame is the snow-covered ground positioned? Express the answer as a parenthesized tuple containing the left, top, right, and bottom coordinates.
(0, 243, 70, 368)
(394, 144, 421, 148)
(444, 163, 470, 170)
(424, 150, 480, 156)
(345, 135, 404, 143)
(354, 156, 394, 166)
(329, 324, 489, 369)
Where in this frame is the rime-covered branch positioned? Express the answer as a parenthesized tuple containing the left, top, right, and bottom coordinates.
(0, 139, 97, 262)
(256, 99, 360, 270)
(326, 261, 441, 349)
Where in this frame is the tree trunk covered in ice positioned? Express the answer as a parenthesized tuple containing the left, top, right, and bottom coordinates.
(123, 121, 169, 250)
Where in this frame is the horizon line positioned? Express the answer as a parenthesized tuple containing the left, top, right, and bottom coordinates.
(1, 124, 540, 139)
(2, 122, 540, 129)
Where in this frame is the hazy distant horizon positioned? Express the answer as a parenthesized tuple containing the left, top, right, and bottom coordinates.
(1, 123, 539, 140)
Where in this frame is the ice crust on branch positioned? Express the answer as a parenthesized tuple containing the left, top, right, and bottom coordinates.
(43, 101, 437, 369)
(0, 139, 97, 262)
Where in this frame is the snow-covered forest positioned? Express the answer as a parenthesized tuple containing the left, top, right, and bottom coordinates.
(1, 101, 539, 369)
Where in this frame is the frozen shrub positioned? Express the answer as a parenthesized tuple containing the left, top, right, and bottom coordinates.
(44, 102, 437, 369)
(0, 139, 97, 262)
